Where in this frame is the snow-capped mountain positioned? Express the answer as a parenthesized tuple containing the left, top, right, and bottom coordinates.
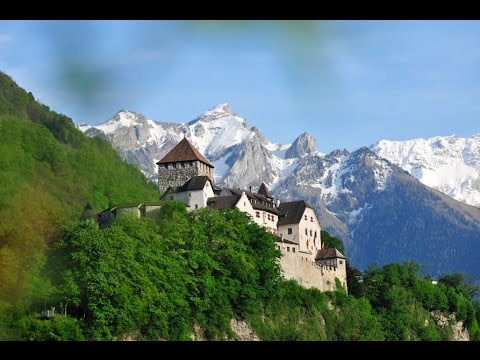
(273, 147, 480, 275)
(371, 135, 480, 207)
(80, 104, 301, 188)
(79, 104, 480, 278)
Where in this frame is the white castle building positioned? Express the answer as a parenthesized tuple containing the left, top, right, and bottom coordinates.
(99, 138, 347, 292)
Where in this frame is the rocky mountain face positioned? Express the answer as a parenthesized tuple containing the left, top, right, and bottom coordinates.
(284, 132, 316, 159)
(274, 147, 480, 275)
(79, 104, 480, 279)
(79, 104, 299, 188)
(371, 135, 480, 207)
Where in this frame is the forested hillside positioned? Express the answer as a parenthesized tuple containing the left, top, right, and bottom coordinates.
(2, 203, 478, 341)
(0, 72, 158, 309)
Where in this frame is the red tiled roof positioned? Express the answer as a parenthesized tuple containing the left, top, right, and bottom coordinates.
(156, 138, 214, 167)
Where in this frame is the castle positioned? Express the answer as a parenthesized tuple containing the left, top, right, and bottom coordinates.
(99, 138, 347, 292)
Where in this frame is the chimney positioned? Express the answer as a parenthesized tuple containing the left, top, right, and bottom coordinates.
(249, 185, 252, 193)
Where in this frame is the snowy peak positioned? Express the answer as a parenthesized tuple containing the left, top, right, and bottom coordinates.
(80, 104, 295, 187)
(205, 103, 232, 116)
(372, 134, 480, 207)
(96, 110, 148, 134)
(189, 103, 237, 125)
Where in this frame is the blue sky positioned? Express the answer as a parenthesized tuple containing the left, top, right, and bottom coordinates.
(1, 20, 480, 153)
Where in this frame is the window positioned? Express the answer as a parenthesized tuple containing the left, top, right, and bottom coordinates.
(304, 215, 307, 220)
(244, 202, 246, 207)
(310, 230, 312, 236)
(314, 231, 317, 238)
(292, 248, 296, 253)
(195, 204, 198, 209)
(310, 217, 313, 222)
(277, 245, 280, 250)
(267, 214, 271, 220)
(272, 216, 275, 222)
(305, 229, 308, 235)
(188, 192, 191, 198)
(256, 211, 260, 218)
(170, 195, 174, 200)
(339, 260, 343, 264)
(287, 247, 290, 252)
(327, 280, 330, 285)
(288, 228, 292, 234)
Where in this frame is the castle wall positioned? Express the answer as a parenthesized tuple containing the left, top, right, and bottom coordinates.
(298, 207, 321, 259)
(278, 207, 321, 261)
(144, 205, 162, 220)
(158, 160, 213, 195)
(277, 243, 348, 292)
(164, 181, 214, 210)
(320, 259, 347, 292)
(278, 243, 324, 290)
(278, 224, 300, 245)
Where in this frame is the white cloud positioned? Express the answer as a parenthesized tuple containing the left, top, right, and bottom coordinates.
(0, 33, 12, 44)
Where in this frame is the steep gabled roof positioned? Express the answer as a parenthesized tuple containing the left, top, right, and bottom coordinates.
(315, 248, 347, 261)
(169, 176, 212, 193)
(277, 200, 313, 225)
(156, 138, 214, 167)
(258, 182, 273, 199)
(207, 195, 240, 209)
(226, 188, 282, 215)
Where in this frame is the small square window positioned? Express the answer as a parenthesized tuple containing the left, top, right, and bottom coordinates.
(339, 260, 343, 264)
(304, 215, 307, 220)
(288, 228, 292, 234)
(256, 211, 260, 218)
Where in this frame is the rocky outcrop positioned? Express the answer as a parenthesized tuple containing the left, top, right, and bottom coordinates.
(430, 311, 470, 341)
(285, 132, 316, 159)
(229, 319, 260, 341)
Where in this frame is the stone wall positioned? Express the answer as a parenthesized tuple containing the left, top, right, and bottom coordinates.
(158, 160, 213, 195)
(278, 243, 324, 290)
(277, 242, 348, 292)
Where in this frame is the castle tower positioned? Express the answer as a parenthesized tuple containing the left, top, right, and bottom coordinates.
(156, 138, 214, 195)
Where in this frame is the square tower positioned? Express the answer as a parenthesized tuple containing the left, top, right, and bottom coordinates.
(156, 138, 214, 195)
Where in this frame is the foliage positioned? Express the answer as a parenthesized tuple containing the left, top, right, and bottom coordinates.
(0, 72, 158, 308)
(320, 230, 345, 254)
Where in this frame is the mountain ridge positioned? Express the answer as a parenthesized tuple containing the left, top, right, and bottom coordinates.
(79, 104, 480, 279)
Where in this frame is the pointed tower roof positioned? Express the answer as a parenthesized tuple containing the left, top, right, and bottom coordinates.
(258, 182, 273, 199)
(156, 138, 214, 167)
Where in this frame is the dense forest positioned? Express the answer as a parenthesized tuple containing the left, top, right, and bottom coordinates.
(0, 71, 479, 341)
(0, 71, 158, 316)
(2, 203, 479, 340)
